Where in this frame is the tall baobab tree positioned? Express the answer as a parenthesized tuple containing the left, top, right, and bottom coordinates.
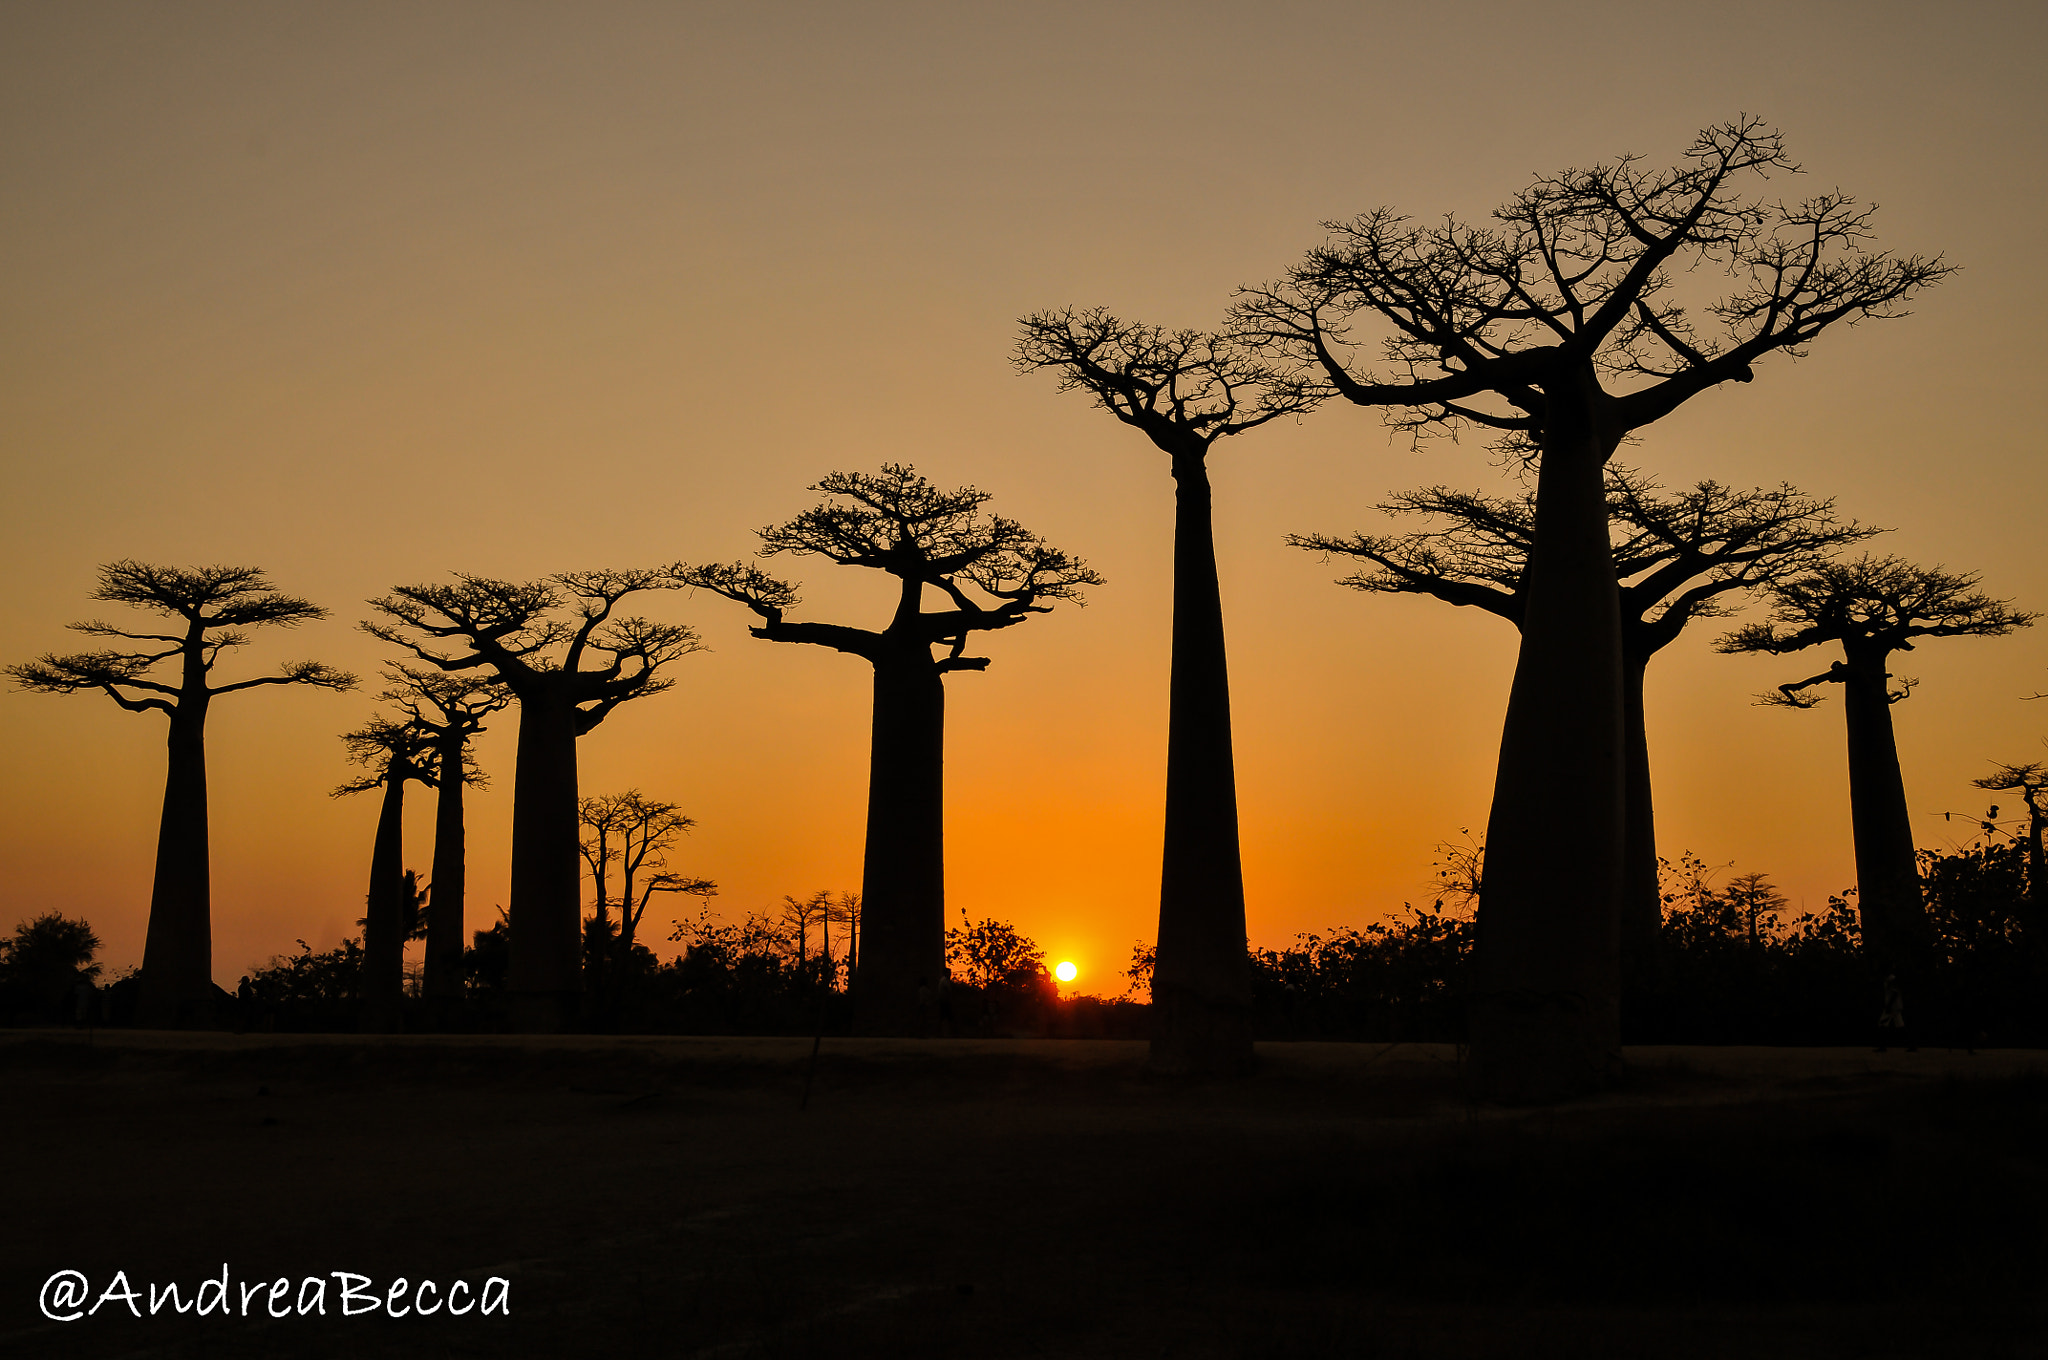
(1719, 555, 2033, 997)
(681, 465, 1099, 1034)
(577, 789, 714, 1009)
(1234, 118, 1950, 1099)
(380, 669, 509, 1016)
(334, 716, 438, 1032)
(1014, 314, 1325, 1076)
(6, 562, 354, 1025)
(1291, 469, 1879, 991)
(364, 571, 699, 1031)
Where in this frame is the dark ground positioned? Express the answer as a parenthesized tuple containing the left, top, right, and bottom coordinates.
(4, 1032, 2045, 1359)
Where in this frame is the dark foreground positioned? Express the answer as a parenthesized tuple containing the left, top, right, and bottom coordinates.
(4, 1033, 2045, 1359)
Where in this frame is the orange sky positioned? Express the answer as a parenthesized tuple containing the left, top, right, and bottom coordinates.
(4, 2, 2045, 992)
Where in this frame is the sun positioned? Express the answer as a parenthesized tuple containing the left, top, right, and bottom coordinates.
(1054, 961, 1077, 983)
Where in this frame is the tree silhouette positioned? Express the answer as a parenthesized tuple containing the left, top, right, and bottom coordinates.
(1291, 468, 1878, 990)
(578, 789, 714, 1009)
(364, 571, 699, 1030)
(825, 891, 861, 979)
(779, 890, 831, 974)
(1234, 118, 1950, 1098)
(1, 912, 103, 1019)
(1014, 312, 1325, 1075)
(682, 465, 1099, 1034)
(378, 669, 509, 1017)
(946, 912, 1047, 993)
(1724, 872, 1790, 951)
(334, 717, 437, 1032)
(1973, 761, 2046, 915)
(1719, 555, 2033, 993)
(6, 562, 354, 1025)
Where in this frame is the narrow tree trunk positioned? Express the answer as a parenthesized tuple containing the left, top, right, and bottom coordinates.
(1618, 648, 1662, 1006)
(422, 739, 467, 1015)
(587, 828, 616, 1022)
(615, 890, 643, 990)
(1468, 380, 1625, 1103)
(138, 703, 213, 1027)
(1150, 450, 1254, 1076)
(507, 682, 583, 1032)
(2028, 800, 2045, 920)
(852, 656, 947, 1035)
(361, 769, 409, 1033)
(1840, 646, 1926, 987)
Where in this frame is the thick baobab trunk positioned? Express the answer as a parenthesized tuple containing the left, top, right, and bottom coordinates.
(1839, 646, 1926, 987)
(853, 656, 947, 1034)
(422, 739, 467, 1017)
(1469, 381, 1626, 1102)
(138, 703, 214, 1027)
(1619, 648, 1662, 1001)
(1150, 451, 1254, 1076)
(360, 769, 410, 1033)
(507, 684, 584, 1032)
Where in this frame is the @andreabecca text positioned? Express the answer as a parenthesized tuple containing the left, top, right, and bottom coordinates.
(40, 1268, 510, 1321)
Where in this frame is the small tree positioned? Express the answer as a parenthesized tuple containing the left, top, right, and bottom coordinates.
(825, 891, 861, 980)
(1719, 556, 2033, 992)
(578, 789, 715, 1005)
(1291, 468, 1877, 987)
(1973, 761, 2046, 916)
(6, 563, 354, 1024)
(1014, 313, 1324, 1076)
(682, 465, 1097, 1034)
(778, 890, 831, 973)
(334, 717, 438, 1031)
(946, 913, 1048, 993)
(365, 571, 700, 1030)
(0, 913, 102, 1020)
(1235, 118, 1950, 1099)
(1724, 872, 1791, 951)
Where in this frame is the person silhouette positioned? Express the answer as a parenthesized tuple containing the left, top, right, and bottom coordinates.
(1875, 974, 1913, 1052)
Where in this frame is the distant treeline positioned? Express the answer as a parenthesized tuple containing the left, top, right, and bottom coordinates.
(13, 831, 2038, 1048)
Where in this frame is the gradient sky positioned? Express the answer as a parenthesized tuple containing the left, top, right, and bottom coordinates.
(4, 1, 2045, 991)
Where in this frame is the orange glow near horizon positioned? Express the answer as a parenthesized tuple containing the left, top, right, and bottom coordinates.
(3, 6, 2045, 985)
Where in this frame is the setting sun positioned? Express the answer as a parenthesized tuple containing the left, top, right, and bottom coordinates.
(1054, 961, 1077, 983)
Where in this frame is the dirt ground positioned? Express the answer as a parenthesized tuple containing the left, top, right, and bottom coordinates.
(4, 1032, 2045, 1359)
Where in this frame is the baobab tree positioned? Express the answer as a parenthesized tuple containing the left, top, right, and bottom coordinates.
(334, 716, 438, 1032)
(1013, 314, 1325, 1076)
(681, 465, 1099, 1034)
(1291, 469, 1878, 991)
(364, 571, 699, 1031)
(826, 891, 861, 978)
(1719, 555, 2033, 998)
(577, 789, 714, 1008)
(1973, 760, 2046, 914)
(379, 668, 509, 1015)
(1234, 117, 1950, 1098)
(780, 890, 832, 975)
(1724, 872, 1790, 951)
(6, 562, 353, 1025)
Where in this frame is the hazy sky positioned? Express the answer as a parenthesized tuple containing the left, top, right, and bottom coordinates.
(4, 1, 2044, 990)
